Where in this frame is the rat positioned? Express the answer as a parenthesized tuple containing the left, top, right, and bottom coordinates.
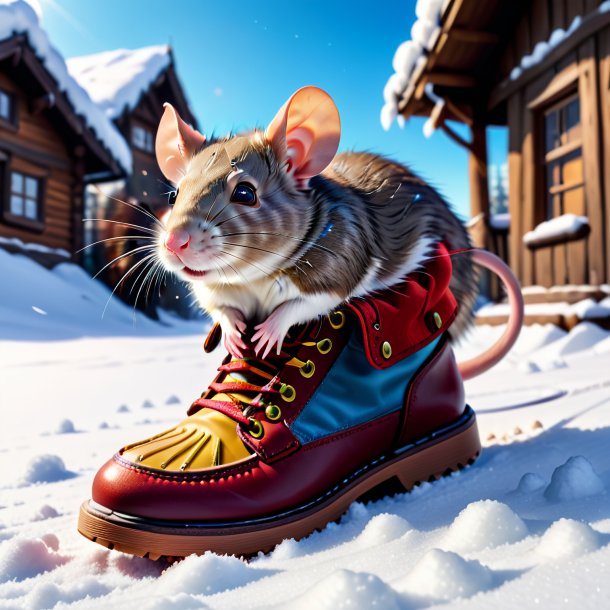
(155, 86, 478, 360)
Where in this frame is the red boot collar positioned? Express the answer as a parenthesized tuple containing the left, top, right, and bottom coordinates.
(346, 243, 458, 369)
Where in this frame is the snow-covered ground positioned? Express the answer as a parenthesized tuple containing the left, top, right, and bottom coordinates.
(2, 253, 610, 609)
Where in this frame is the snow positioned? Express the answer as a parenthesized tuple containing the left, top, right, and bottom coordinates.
(490, 213, 510, 230)
(56, 419, 76, 434)
(516, 472, 547, 494)
(510, 15, 584, 81)
(0, 0, 131, 173)
(67, 46, 172, 120)
(543, 456, 605, 502)
(381, 0, 446, 130)
(396, 548, 494, 601)
(537, 519, 602, 560)
(0, 248, 204, 340)
(0, 236, 70, 259)
(0, 537, 68, 583)
(477, 299, 610, 323)
(523, 214, 589, 247)
(21, 455, 76, 485)
(442, 500, 528, 552)
(3, 255, 610, 607)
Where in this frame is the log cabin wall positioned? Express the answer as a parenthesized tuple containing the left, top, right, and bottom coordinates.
(498, 0, 608, 288)
(0, 69, 74, 253)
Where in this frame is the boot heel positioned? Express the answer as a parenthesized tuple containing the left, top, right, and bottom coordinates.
(393, 411, 481, 492)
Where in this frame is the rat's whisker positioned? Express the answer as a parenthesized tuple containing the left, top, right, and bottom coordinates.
(92, 244, 157, 280)
(130, 258, 160, 322)
(213, 253, 248, 284)
(83, 218, 159, 236)
(220, 242, 301, 264)
(212, 208, 260, 229)
(92, 185, 165, 229)
(144, 262, 165, 311)
(217, 232, 336, 255)
(218, 249, 275, 280)
(77, 235, 156, 254)
(101, 252, 157, 319)
(205, 191, 223, 225)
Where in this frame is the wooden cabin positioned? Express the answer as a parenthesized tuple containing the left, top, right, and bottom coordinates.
(390, 0, 610, 309)
(68, 46, 199, 315)
(0, 28, 128, 267)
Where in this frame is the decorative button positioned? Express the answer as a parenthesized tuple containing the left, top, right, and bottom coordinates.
(433, 312, 442, 329)
(248, 418, 264, 439)
(329, 310, 346, 329)
(299, 360, 316, 378)
(316, 338, 333, 354)
(279, 383, 296, 402)
(265, 404, 282, 421)
(381, 341, 392, 359)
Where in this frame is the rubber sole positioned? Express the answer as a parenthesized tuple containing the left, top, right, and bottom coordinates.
(78, 408, 481, 559)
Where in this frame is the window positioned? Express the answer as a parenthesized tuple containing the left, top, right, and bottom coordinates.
(0, 89, 14, 125)
(132, 125, 154, 153)
(9, 171, 42, 221)
(544, 94, 584, 219)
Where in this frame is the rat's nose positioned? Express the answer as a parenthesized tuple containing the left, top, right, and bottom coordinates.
(164, 229, 191, 254)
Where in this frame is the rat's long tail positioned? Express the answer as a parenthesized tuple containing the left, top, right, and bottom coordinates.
(457, 249, 524, 380)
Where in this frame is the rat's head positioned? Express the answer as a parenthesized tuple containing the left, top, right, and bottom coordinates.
(156, 86, 341, 285)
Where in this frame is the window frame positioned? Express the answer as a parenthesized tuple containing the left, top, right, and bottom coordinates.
(1, 157, 46, 232)
(541, 91, 584, 221)
(131, 124, 154, 154)
(0, 87, 18, 131)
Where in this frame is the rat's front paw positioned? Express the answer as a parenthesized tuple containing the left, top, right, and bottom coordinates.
(252, 306, 294, 359)
(215, 307, 247, 358)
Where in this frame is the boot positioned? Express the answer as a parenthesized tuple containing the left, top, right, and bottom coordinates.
(78, 244, 481, 559)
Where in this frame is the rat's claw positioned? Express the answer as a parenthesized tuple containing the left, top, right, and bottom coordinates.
(235, 319, 247, 333)
(224, 334, 244, 359)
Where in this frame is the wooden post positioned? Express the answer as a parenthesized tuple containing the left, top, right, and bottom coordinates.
(468, 121, 490, 243)
(468, 119, 492, 297)
(71, 149, 86, 264)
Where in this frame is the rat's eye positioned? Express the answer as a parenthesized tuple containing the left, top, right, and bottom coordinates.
(168, 189, 178, 206)
(230, 182, 257, 206)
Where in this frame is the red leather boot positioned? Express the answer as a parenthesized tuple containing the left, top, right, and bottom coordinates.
(78, 245, 481, 559)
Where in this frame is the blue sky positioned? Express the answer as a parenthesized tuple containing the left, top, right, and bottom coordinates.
(38, 0, 485, 219)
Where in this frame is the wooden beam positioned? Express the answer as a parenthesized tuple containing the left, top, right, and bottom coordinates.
(489, 7, 610, 110)
(425, 71, 477, 88)
(579, 38, 604, 286)
(440, 121, 472, 150)
(599, 24, 610, 283)
(30, 92, 56, 115)
(414, 70, 476, 100)
(448, 28, 500, 44)
(468, 121, 490, 231)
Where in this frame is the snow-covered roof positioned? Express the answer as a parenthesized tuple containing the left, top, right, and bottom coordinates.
(67, 45, 172, 120)
(0, 0, 131, 173)
(382, 0, 610, 133)
(381, 0, 445, 132)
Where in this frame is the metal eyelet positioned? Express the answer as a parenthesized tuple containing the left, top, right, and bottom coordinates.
(299, 359, 315, 378)
(329, 310, 345, 329)
(279, 383, 296, 402)
(373, 322, 381, 331)
(316, 338, 332, 354)
(247, 418, 264, 439)
(265, 404, 282, 421)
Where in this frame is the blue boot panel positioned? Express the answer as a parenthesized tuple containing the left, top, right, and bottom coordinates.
(291, 329, 441, 444)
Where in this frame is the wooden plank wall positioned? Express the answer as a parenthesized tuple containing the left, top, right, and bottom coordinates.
(503, 0, 608, 288)
(0, 70, 74, 252)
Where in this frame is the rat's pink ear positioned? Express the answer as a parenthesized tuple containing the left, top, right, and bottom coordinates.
(155, 103, 206, 184)
(265, 86, 340, 181)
